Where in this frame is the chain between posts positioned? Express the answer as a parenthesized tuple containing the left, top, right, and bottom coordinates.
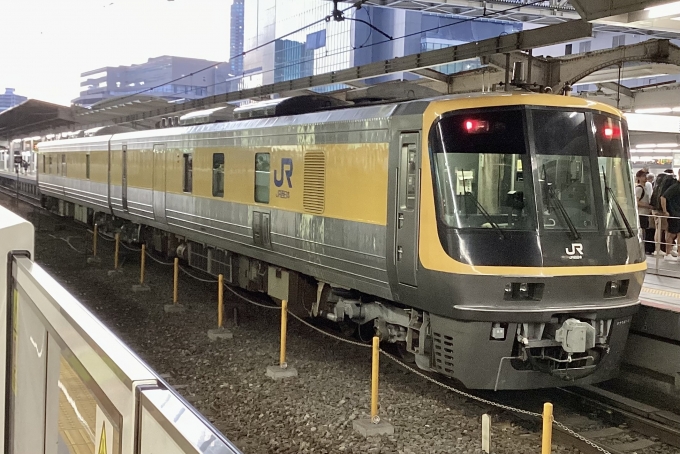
(229, 292, 611, 453)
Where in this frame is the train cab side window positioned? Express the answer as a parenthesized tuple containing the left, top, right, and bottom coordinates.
(183, 153, 193, 193)
(42, 155, 46, 174)
(402, 144, 417, 210)
(86, 154, 90, 179)
(61, 153, 66, 177)
(212, 153, 225, 197)
(254, 153, 270, 203)
(49, 156, 53, 174)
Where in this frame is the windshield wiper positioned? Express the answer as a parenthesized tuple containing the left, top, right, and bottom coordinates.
(461, 171, 505, 239)
(601, 166, 635, 238)
(543, 164, 581, 240)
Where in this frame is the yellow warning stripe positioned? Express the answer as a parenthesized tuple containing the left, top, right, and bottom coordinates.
(640, 286, 680, 300)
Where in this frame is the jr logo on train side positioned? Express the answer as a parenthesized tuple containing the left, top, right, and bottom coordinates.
(274, 158, 293, 188)
(275, 157, 293, 199)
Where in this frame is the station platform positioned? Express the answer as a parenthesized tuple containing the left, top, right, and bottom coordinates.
(637, 274, 680, 342)
(0, 167, 37, 183)
(624, 273, 680, 394)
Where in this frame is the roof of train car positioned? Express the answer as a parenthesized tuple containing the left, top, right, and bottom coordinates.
(37, 92, 622, 150)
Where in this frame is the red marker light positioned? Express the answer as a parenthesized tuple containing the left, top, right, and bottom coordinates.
(602, 125, 621, 139)
(464, 119, 489, 133)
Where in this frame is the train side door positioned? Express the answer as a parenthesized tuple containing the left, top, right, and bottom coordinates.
(152, 144, 167, 223)
(396, 133, 420, 287)
(122, 144, 128, 212)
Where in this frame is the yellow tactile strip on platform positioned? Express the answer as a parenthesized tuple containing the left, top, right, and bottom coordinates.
(640, 286, 680, 300)
(58, 357, 96, 454)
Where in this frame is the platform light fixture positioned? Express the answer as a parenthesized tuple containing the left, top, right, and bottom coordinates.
(645, 1, 680, 18)
(655, 143, 679, 148)
(635, 107, 673, 114)
(635, 143, 657, 148)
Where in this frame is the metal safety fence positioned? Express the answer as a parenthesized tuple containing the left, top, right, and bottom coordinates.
(0, 207, 241, 454)
(640, 213, 680, 277)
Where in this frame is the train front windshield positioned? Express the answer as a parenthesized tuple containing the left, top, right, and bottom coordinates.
(430, 106, 638, 266)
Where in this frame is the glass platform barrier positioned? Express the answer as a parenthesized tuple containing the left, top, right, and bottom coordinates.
(0, 206, 241, 454)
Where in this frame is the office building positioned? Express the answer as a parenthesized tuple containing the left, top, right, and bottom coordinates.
(73, 56, 219, 107)
(230, 0, 245, 75)
(0, 88, 28, 112)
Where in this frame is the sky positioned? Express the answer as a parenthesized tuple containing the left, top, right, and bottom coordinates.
(0, 0, 232, 106)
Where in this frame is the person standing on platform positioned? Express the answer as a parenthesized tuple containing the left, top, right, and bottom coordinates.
(636, 170, 654, 254)
(660, 170, 680, 261)
(645, 173, 656, 252)
(651, 170, 676, 255)
(646, 173, 654, 193)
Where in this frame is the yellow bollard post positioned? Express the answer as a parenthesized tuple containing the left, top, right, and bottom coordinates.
(140, 244, 146, 285)
(114, 232, 120, 269)
(206, 273, 231, 338)
(93, 224, 98, 257)
(352, 336, 393, 436)
(371, 336, 380, 423)
(280, 299, 288, 368)
(218, 273, 224, 328)
(164, 257, 185, 313)
(173, 257, 179, 304)
(542, 402, 553, 454)
(266, 299, 296, 378)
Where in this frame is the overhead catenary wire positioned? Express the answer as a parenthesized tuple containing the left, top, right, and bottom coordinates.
(115, 0, 547, 105)
(113, 3, 358, 104)
(195, 0, 550, 97)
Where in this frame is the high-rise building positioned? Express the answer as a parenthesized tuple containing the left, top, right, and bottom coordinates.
(274, 39, 314, 82)
(0, 88, 28, 112)
(230, 0, 245, 75)
(73, 56, 219, 107)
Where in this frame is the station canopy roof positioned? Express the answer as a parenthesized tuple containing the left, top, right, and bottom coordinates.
(0, 99, 76, 139)
(0, 95, 174, 140)
(72, 95, 175, 125)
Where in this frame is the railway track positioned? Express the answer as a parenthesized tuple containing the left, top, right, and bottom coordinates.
(0, 177, 41, 207)
(553, 385, 680, 454)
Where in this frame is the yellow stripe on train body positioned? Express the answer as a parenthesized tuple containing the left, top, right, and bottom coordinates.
(418, 93, 646, 277)
(167, 142, 390, 226)
(42, 139, 390, 226)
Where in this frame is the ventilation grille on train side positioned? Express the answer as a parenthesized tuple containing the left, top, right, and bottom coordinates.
(303, 151, 325, 214)
(432, 331, 455, 375)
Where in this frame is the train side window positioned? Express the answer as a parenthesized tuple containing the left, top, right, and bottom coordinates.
(183, 153, 193, 193)
(86, 154, 90, 179)
(404, 144, 417, 210)
(42, 155, 46, 174)
(49, 156, 53, 174)
(254, 152, 270, 203)
(212, 153, 225, 197)
(61, 153, 66, 177)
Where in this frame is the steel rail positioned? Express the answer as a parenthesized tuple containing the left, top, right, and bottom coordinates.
(557, 386, 680, 451)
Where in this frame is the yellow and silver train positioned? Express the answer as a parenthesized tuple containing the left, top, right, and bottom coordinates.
(38, 93, 645, 390)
